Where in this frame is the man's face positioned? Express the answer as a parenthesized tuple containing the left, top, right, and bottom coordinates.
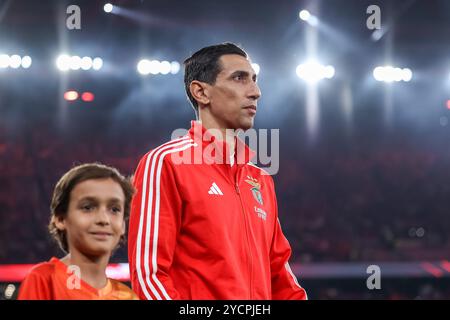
(58, 178, 126, 258)
(206, 54, 261, 131)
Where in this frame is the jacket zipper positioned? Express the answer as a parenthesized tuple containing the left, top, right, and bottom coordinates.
(234, 171, 253, 299)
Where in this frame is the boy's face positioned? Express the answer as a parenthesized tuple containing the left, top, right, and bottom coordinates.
(56, 178, 126, 257)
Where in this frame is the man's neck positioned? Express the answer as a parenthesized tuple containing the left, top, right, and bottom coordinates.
(198, 115, 236, 152)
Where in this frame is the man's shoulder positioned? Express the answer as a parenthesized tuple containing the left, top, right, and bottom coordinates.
(140, 135, 196, 162)
(246, 161, 272, 177)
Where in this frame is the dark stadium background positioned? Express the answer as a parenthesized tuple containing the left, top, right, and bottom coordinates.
(1, 0, 449, 299)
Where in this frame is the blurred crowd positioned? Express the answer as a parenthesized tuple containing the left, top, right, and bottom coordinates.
(279, 144, 450, 263)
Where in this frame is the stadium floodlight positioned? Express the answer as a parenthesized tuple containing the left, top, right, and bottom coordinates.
(57, 55, 102, 71)
(148, 60, 161, 75)
(299, 10, 310, 21)
(170, 61, 180, 74)
(373, 66, 384, 81)
(92, 57, 103, 70)
(296, 60, 335, 83)
(104, 3, 113, 13)
(69, 55, 81, 70)
(0, 54, 32, 69)
(21, 56, 32, 69)
(372, 66, 413, 82)
(56, 54, 71, 71)
(137, 59, 150, 75)
(81, 56, 93, 70)
(251, 63, 260, 75)
(138, 59, 181, 76)
(402, 68, 412, 82)
(159, 60, 171, 75)
(299, 9, 319, 26)
(382, 66, 396, 83)
(9, 55, 22, 69)
(324, 65, 335, 79)
(0, 54, 10, 68)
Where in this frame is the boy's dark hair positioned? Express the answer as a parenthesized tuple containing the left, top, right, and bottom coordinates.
(183, 42, 247, 118)
(48, 163, 135, 253)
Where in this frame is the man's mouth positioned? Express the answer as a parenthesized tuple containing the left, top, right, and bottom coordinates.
(244, 105, 257, 114)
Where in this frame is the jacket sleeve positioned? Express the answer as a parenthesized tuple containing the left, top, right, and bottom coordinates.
(128, 151, 183, 300)
(269, 179, 308, 300)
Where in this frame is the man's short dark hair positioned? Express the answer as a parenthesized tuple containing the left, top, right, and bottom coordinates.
(183, 42, 248, 118)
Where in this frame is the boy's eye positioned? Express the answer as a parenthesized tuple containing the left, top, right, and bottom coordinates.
(81, 205, 93, 211)
(111, 207, 122, 214)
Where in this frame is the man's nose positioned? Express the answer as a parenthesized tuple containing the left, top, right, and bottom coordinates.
(248, 82, 261, 100)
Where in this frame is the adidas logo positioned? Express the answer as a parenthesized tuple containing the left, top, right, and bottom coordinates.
(208, 182, 223, 195)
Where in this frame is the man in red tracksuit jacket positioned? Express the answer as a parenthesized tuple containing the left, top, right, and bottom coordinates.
(128, 42, 307, 300)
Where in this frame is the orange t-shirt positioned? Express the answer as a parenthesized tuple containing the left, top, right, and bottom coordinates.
(18, 257, 138, 300)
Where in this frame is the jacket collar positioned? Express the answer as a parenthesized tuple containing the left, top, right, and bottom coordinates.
(188, 120, 255, 166)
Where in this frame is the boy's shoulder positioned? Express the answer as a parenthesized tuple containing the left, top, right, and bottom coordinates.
(26, 257, 60, 278)
(109, 279, 139, 300)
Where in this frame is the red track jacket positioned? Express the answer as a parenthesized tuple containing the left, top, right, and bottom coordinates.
(128, 121, 307, 300)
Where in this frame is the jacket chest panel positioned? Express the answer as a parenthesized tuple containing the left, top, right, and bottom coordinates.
(181, 168, 241, 227)
(177, 165, 273, 247)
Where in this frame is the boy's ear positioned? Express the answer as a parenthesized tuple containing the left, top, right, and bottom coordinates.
(53, 215, 66, 231)
(189, 80, 211, 106)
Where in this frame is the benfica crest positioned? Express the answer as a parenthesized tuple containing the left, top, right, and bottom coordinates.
(245, 176, 264, 205)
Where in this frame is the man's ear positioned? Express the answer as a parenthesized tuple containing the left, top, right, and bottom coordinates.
(53, 215, 66, 231)
(190, 80, 210, 106)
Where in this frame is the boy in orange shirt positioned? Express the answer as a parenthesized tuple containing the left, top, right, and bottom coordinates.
(18, 163, 138, 300)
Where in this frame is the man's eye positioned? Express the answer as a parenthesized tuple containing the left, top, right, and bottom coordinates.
(234, 75, 244, 81)
(81, 205, 93, 211)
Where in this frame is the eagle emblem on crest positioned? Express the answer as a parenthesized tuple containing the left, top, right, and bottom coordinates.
(245, 176, 264, 205)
